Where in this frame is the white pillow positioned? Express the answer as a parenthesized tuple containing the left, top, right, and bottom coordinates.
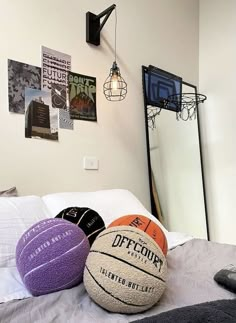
(42, 189, 168, 234)
(0, 195, 50, 268)
(42, 189, 193, 250)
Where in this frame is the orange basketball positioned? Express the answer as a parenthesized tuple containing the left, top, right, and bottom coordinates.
(108, 214, 168, 255)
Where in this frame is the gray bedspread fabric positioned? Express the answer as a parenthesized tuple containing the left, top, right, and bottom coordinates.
(0, 239, 235, 323)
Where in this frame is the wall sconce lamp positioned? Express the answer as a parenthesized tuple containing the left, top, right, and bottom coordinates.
(86, 4, 127, 101)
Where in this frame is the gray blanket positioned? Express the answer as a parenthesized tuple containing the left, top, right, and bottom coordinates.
(0, 239, 235, 323)
(131, 299, 236, 323)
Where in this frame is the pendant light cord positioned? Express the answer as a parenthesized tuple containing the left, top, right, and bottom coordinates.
(114, 6, 117, 63)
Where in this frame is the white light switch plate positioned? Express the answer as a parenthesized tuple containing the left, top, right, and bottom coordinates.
(83, 156, 99, 170)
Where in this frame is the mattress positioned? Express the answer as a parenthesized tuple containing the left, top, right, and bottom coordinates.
(0, 238, 235, 323)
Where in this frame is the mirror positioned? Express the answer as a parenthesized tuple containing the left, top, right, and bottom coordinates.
(143, 68, 209, 239)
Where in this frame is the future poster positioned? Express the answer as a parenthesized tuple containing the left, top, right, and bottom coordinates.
(69, 72, 97, 121)
(41, 46, 73, 130)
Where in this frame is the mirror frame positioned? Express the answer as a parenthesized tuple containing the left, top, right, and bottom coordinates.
(142, 66, 210, 240)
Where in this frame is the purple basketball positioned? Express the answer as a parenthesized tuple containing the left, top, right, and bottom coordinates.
(16, 218, 90, 296)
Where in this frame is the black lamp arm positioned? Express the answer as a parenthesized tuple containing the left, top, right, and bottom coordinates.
(96, 4, 116, 20)
(96, 4, 116, 36)
(86, 4, 116, 46)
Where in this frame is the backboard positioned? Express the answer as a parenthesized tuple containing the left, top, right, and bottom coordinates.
(143, 65, 182, 112)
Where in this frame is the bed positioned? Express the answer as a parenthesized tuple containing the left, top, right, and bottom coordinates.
(0, 189, 235, 323)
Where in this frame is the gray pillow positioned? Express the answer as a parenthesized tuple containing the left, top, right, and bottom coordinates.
(0, 187, 18, 197)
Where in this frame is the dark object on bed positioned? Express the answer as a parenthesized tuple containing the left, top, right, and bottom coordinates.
(131, 298, 236, 323)
(214, 265, 236, 293)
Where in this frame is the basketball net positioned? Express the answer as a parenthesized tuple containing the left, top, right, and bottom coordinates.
(147, 93, 207, 128)
(168, 93, 207, 122)
(147, 105, 162, 129)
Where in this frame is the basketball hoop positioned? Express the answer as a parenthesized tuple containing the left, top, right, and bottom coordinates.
(142, 65, 207, 127)
(167, 93, 207, 121)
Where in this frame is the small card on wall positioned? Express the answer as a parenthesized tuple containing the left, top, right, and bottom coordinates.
(51, 84, 67, 110)
(69, 71, 97, 122)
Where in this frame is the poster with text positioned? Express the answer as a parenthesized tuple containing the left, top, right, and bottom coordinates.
(25, 88, 58, 141)
(8, 59, 41, 114)
(69, 72, 97, 121)
(41, 46, 73, 130)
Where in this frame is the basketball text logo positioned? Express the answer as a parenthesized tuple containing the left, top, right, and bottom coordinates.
(129, 216, 145, 228)
(129, 217, 158, 240)
(27, 229, 74, 261)
(112, 234, 163, 271)
(65, 208, 78, 218)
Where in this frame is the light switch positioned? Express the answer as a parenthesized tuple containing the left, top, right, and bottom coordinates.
(83, 156, 99, 170)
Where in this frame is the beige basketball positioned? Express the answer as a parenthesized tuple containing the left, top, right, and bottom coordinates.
(83, 226, 167, 314)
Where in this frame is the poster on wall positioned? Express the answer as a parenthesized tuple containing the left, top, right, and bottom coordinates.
(51, 83, 67, 110)
(8, 59, 41, 114)
(25, 88, 58, 141)
(69, 71, 97, 121)
(41, 46, 73, 130)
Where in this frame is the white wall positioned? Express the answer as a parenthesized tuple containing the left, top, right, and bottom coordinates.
(199, 0, 236, 244)
(0, 0, 199, 212)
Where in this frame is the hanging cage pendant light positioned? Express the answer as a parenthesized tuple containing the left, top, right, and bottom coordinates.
(86, 4, 127, 101)
(103, 61, 127, 101)
(103, 6, 127, 101)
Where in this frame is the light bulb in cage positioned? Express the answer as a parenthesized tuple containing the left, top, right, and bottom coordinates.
(111, 74, 118, 90)
(103, 61, 127, 101)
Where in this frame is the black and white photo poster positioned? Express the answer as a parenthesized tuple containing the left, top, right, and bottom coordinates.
(25, 88, 58, 141)
(41, 46, 73, 130)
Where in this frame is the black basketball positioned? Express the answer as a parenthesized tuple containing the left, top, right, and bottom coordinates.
(55, 207, 106, 245)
